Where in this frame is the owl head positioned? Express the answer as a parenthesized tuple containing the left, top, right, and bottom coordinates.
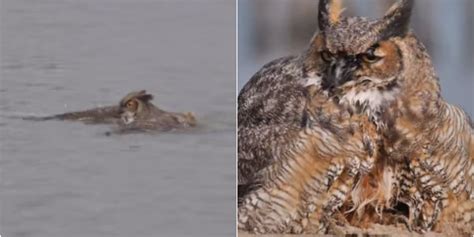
(119, 90, 154, 125)
(304, 0, 437, 119)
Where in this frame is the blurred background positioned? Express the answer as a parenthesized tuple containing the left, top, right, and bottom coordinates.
(239, 0, 474, 116)
(1, 0, 235, 236)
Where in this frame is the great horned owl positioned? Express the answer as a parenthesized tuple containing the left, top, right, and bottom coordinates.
(117, 90, 196, 132)
(238, 0, 386, 233)
(240, 0, 472, 234)
(28, 90, 197, 132)
(238, 0, 392, 204)
(305, 0, 473, 233)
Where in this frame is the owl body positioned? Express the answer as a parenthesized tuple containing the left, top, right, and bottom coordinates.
(238, 86, 379, 234)
(384, 91, 473, 231)
(305, 0, 473, 232)
(239, 0, 472, 234)
(29, 90, 197, 133)
(330, 23, 474, 233)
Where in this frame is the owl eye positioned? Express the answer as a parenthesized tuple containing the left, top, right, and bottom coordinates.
(320, 50, 335, 62)
(126, 100, 137, 109)
(362, 48, 382, 63)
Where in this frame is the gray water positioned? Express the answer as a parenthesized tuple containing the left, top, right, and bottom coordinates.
(0, 1, 236, 236)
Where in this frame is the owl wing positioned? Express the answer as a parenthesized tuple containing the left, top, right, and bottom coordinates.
(239, 56, 307, 127)
(238, 123, 298, 183)
(44, 105, 121, 124)
(238, 56, 313, 195)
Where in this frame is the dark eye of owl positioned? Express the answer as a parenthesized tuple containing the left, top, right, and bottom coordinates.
(126, 100, 137, 109)
(320, 50, 335, 62)
(361, 47, 382, 63)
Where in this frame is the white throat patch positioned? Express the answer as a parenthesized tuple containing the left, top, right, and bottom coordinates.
(340, 87, 400, 115)
(302, 73, 322, 87)
(301, 74, 329, 96)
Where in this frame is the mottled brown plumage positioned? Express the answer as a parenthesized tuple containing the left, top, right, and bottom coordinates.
(117, 90, 196, 132)
(239, 0, 472, 234)
(238, 85, 379, 234)
(28, 90, 197, 133)
(238, 56, 308, 192)
(309, 0, 473, 233)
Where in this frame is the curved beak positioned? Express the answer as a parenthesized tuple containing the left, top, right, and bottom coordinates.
(321, 55, 360, 93)
(121, 111, 135, 125)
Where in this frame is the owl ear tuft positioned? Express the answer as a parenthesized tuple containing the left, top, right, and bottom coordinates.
(136, 93, 153, 102)
(318, 0, 343, 32)
(120, 90, 153, 106)
(136, 90, 147, 96)
(130, 90, 153, 102)
(379, 0, 414, 39)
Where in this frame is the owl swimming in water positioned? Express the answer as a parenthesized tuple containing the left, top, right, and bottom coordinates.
(27, 90, 197, 132)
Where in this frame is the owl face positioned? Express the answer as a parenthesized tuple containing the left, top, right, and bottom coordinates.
(119, 90, 153, 125)
(305, 0, 413, 115)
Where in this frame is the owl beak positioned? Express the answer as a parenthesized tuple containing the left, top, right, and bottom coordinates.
(321, 56, 359, 93)
(121, 111, 135, 125)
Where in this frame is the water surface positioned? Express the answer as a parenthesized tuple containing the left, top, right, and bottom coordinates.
(0, 1, 236, 236)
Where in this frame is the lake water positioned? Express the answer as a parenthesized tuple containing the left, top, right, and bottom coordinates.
(0, 0, 236, 236)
